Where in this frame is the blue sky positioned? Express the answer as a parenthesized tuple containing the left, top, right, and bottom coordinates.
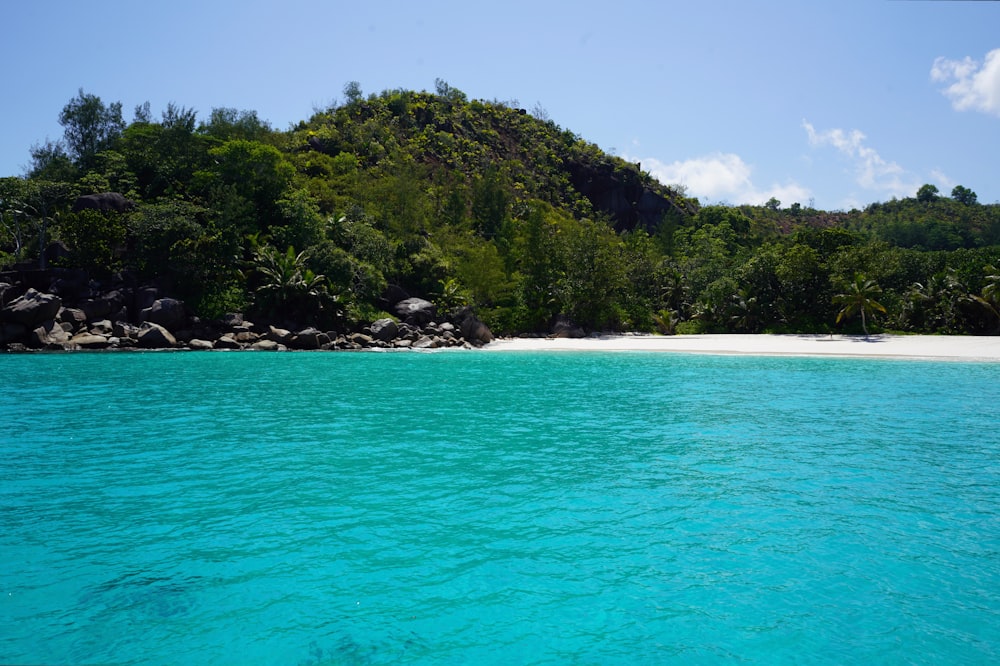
(3, 1, 998, 210)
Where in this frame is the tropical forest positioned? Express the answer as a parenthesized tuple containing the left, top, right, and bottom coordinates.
(2, 81, 999, 346)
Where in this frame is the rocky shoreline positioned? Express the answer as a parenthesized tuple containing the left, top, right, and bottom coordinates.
(0, 268, 494, 353)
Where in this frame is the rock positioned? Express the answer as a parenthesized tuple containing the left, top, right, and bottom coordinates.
(27, 319, 71, 348)
(1, 288, 62, 328)
(411, 335, 440, 349)
(370, 318, 399, 342)
(250, 339, 282, 351)
(290, 327, 328, 350)
(0, 281, 23, 305)
(139, 298, 186, 332)
(393, 339, 413, 348)
(348, 332, 374, 347)
(394, 297, 437, 327)
(137, 322, 177, 348)
(219, 312, 244, 327)
(188, 339, 214, 350)
(550, 315, 585, 338)
(214, 335, 241, 350)
(113, 321, 139, 339)
(69, 333, 110, 349)
(79, 297, 112, 322)
(89, 319, 114, 336)
(57, 307, 87, 331)
(460, 316, 493, 345)
(0, 322, 27, 345)
(266, 325, 294, 344)
(234, 331, 258, 344)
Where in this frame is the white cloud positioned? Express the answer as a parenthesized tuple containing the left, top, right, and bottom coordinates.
(931, 48, 1000, 116)
(803, 121, 921, 200)
(633, 152, 810, 206)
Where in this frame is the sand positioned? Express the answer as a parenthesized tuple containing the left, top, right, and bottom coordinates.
(482, 334, 1000, 361)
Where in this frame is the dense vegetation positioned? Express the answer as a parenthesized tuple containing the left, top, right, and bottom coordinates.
(3, 82, 999, 336)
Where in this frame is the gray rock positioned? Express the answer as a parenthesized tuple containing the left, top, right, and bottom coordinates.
(291, 327, 328, 350)
(370, 318, 399, 342)
(348, 332, 374, 347)
(70, 333, 110, 349)
(188, 339, 215, 350)
(250, 339, 282, 351)
(89, 319, 114, 336)
(27, 319, 71, 348)
(411, 335, 440, 349)
(551, 315, 585, 338)
(0, 322, 27, 344)
(139, 298, 186, 332)
(57, 307, 87, 331)
(1, 288, 62, 328)
(394, 297, 437, 326)
(266, 325, 293, 344)
(460, 316, 493, 345)
(137, 322, 177, 348)
(214, 335, 241, 350)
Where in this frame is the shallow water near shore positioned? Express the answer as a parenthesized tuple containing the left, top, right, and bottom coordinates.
(2, 350, 999, 664)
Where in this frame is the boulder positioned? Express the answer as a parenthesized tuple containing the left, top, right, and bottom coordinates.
(57, 307, 87, 331)
(460, 315, 493, 345)
(250, 339, 282, 351)
(140, 298, 186, 332)
(69, 333, 110, 349)
(370, 318, 399, 342)
(266, 325, 294, 345)
(394, 297, 437, 327)
(89, 319, 114, 336)
(411, 335, 440, 349)
(137, 322, 176, 348)
(80, 297, 112, 322)
(291, 327, 329, 350)
(550, 315, 585, 338)
(188, 339, 215, 350)
(0, 322, 27, 345)
(348, 332, 374, 347)
(1, 288, 62, 328)
(27, 319, 71, 348)
(214, 335, 241, 350)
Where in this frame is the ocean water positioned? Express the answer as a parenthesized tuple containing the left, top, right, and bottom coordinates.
(1, 349, 998, 664)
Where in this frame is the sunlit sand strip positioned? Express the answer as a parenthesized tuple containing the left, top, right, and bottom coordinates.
(482, 334, 1000, 361)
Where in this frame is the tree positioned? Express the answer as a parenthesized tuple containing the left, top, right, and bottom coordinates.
(58, 88, 126, 168)
(833, 274, 886, 337)
(251, 244, 341, 326)
(916, 184, 939, 204)
(951, 185, 978, 206)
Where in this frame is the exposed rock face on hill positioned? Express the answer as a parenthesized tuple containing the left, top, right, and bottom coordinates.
(565, 159, 689, 233)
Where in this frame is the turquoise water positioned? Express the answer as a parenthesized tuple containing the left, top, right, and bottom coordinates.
(2, 350, 999, 664)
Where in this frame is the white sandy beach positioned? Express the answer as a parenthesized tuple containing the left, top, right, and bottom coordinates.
(483, 334, 1000, 361)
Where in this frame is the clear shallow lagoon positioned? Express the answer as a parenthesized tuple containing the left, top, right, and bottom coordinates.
(2, 350, 998, 664)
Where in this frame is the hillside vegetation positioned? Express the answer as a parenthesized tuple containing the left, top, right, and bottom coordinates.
(3, 82, 1000, 336)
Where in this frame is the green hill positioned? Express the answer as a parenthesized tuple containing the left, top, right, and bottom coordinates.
(2, 83, 999, 336)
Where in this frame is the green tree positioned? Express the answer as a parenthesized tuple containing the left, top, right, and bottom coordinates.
(916, 183, 939, 204)
(251, 245, 341, 326)
(833, 274, 886, 337)
(57, 88, 126, 169)
(951, 185, 978, 206)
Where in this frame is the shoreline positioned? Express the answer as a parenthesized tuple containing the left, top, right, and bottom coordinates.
(481, 334, 1000, 362)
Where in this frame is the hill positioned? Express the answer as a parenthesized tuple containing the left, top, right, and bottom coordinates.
(2, 83, 1000, 343)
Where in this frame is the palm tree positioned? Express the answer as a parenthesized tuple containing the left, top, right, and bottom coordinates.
(833, 274, 886, 337)
(252, 245, 340, 325)
(964, 264, 1000, 334)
